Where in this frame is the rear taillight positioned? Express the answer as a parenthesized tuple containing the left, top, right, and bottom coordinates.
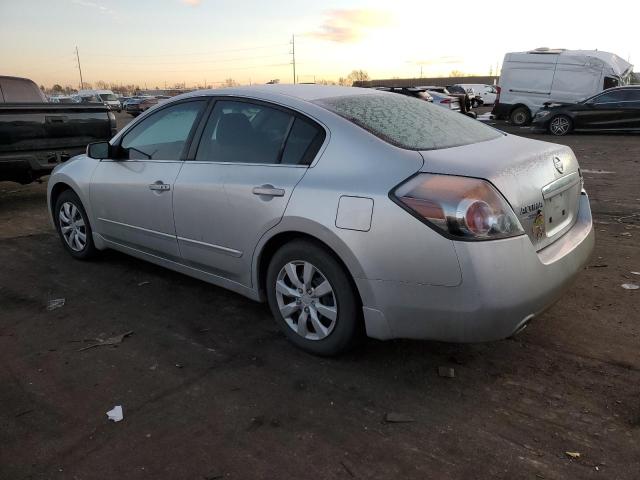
(440, 98, 451, 104)
(392, 174, 524, 240)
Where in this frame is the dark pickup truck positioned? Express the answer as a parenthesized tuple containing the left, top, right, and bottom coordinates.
(0, 76, 116, 184)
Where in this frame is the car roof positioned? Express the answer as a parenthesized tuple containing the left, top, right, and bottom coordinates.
(177, 84, 380, 104)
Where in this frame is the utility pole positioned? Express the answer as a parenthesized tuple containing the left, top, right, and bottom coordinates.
(75, 46, 84, 90)
(290, 34, 296, 84)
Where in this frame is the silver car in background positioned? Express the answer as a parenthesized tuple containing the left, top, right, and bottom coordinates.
(47, 85, 594, 355)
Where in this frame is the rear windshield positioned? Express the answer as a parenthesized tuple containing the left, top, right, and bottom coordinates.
(315, 93, 502, 150)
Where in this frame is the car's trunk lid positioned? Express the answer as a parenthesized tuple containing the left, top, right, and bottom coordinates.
(419, 134, 582, 251)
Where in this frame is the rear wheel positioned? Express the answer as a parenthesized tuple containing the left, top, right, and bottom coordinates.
(510, 106, 531, 126)
(266, 240, 362, 356)
(54, 190, 97, 260)
(548, 115, 573, 136)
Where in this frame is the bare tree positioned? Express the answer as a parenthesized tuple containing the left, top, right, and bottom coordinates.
(95, 80, 109, 89)
(266, 79, 280, 84)
(449, 70, 465, 77)
(346, 70, 370, 85)
(337, 77, 349, 86)
(52, 84, 63, 93)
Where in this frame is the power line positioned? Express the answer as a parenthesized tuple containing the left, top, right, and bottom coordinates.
(83, 43, 290, 58)
(81, 53, 288, 67)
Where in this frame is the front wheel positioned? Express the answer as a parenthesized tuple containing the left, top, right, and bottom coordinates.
(510, 106, 531, 126)
(54, 190, 97, 260)
(266, 240, 362, 356)
(548, 115, 573, 136)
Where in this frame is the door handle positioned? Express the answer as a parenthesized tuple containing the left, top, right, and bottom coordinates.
(252, 185, 285, 197)
(149, 182, 170, 191)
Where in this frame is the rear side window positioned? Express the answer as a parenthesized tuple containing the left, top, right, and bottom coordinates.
(281, 118, 324, 165)
(196, 100, 324, 165)
(316, 93, 501, 150)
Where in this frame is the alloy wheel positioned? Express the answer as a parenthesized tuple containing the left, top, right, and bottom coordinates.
(58, 201, 87, 252)
(275, 261, 337, 341)
(550, 116, 570, 135)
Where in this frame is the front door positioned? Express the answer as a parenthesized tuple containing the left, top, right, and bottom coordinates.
(90, 100, 207, 259)
(576, 90, 627, 130)
(173, 98, 326, 286)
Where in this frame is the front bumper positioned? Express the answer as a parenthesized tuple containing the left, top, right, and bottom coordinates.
(360, 192, 594, 342)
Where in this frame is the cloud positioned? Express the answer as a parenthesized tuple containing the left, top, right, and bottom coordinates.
(181, 0, 202, 5)
(71, 0, 120, 20)
(309, 9, 392, 43)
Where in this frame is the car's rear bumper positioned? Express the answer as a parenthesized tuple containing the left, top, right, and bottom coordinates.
(359, 191, 594, 342)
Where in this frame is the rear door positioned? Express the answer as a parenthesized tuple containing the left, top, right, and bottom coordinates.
(616, 89, 640, 129)
(90, 99, 207, 260)
(173, 98, 326, 286)
(578, 90, 628, 130)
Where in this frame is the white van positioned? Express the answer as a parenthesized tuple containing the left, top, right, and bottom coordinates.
(493, 48, 633, 125)
(75, 89, 121, 112)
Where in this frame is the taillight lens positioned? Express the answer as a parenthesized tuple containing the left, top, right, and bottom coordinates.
(393, 174, 524, 240)
(440, 98, 451, 104)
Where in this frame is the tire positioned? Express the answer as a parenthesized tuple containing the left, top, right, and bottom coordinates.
(54, 190, 97, 260)
(266, 240, 362, 356)
(548, 115, 573, 136)
(510, 106, 531, 126)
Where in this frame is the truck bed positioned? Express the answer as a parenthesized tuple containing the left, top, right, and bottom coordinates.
(0, 103, 115, 184)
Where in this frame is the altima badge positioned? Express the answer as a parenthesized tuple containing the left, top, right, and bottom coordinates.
(553, 156, 564, 174)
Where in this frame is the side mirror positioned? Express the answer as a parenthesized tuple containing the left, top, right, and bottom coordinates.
(86, 141, 111, 159)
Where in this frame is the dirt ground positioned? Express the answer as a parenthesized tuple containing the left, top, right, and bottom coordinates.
(1, 111, 639, 479)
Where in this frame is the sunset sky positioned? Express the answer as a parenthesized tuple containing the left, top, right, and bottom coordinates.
(1, 0, 637, 88)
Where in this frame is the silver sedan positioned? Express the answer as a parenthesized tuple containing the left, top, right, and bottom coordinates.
(47, 85, 594, 355)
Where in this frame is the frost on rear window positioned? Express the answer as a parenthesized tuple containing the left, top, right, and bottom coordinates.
(315, 93, 501, 150)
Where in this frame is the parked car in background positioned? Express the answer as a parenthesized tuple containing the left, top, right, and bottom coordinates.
(494, 48, 633, 125)
(426, 90, 461, 111)
(49, 95, 76, 104)
(456, 84, 498, 106)
(421, 85, 475, 117)
(532, 86, 640, 135)
(447, 84, 481, 107)
(125, 96, 159, 116)
(374, 86, 433, 102)
(47, 85, 593, 355)
(75, 89, 121, 112)
(0, 75, 116, 184)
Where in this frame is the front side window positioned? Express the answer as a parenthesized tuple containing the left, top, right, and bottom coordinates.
(195, 100, 324, 165)
(316, 93, 501, 150)
(592, 90, 626, 104)
(120, 100, 205, 160)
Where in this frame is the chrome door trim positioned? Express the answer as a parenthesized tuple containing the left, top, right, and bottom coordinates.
(97, 217, 176, 239)
(177, 236, 243, 258)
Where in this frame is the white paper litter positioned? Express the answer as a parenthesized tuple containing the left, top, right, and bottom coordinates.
(621, 283, 639, 290)
(631, 272, 640, 276)
(106, 405, 124, 422)
(46, 298, 65, 311)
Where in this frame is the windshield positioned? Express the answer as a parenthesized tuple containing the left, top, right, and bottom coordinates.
(315, 93, 501, 150)
(99, 93, 118, 101)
